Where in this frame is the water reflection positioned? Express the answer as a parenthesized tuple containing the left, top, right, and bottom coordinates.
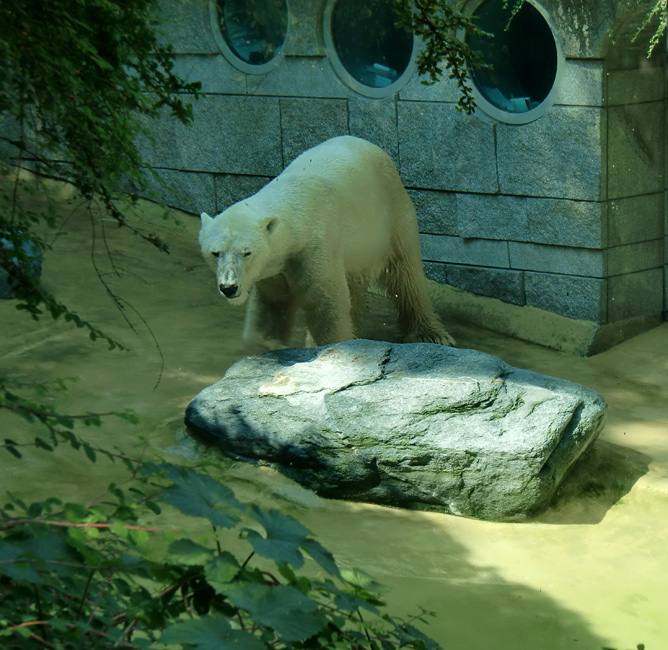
(0, 186, 663, 648)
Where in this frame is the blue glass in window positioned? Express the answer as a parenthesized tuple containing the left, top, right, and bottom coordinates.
(468, 0, 558, 114)
(331, 0, 414, 89)
(217, 0, 288, 66)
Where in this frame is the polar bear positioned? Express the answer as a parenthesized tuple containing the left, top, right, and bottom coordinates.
(199, 135, 455, 348)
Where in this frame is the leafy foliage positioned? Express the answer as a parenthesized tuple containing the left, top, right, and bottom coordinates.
(634, 0, 668, 55)
(503, 0, 667, 57)
(394, 0, 486, 114)
(398, 0, 668, 117)
(1, 376, 140, 466)
(0, 0, 200, 339)
(0, 3, 443, 648)
(3, 2, 661, 648)
(0, 445, 441, 649)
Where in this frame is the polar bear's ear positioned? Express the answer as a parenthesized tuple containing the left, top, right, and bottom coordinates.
(262, 215, 279, 234)
(200, 212, 214, 226)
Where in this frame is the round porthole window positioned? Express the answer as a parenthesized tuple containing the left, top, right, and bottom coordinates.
(210, 0, 288, 74)
(324, 0, 418, 98)
(466, 0, 563, 124)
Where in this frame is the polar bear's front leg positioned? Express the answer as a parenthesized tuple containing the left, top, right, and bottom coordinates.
(242, 277, 298, 348)
(299, 272, 355, 346)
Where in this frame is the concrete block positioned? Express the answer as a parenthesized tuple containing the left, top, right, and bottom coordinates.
(420, 234, 510, 267)
(607, 65, 666, 106)
(279, 98, 349, 165)
(399, 71, 460, 103)
(606, 240, 664, 276)
(408, 189, 458, 235)
(607, 193, 664, 246)
(214, 174, 272, 213)
(526, 198, 603, 248)
(177, 95, 283, 175)
(497, 106, 604, 200)
(542, 0, 656, 59)
(446, 265, 526, 305)
(525, 272, 605, 321)
(607, 101, 665, 200)
(541, 0, 614, 58)
(608, 268, 664, 321)
(135, 107, 180, 169)
(509, 242, 605, 277)
(398, 102, 498, 193)
(172, 55, 246, 94)
(143, 168, 216, 215)
(423, 261, 447, 284)
(349, 97, 399, 166)
(247, 57, 347, 98)
(283, 0, 326, 56)
(456, 194, 529, 241)
(554, 59, 604, 107)
(156, 0, 217, 54)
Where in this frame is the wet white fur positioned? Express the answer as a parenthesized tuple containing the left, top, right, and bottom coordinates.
(199, 135, 454, 347)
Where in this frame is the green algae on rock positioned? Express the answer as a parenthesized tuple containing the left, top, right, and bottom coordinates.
(185, 339, 607, 521)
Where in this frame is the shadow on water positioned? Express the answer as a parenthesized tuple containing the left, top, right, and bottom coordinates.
(2, 182, 657, 649)
(537, 439, 651, 525)
(170, 430, 616, 650)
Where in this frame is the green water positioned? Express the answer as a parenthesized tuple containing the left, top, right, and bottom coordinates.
(2, 181, 667, 649)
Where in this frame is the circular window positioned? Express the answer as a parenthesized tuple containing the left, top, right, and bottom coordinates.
(324, 0, 418, 98)
(210, 0, 288, 74)
(466, 0, 562, 124)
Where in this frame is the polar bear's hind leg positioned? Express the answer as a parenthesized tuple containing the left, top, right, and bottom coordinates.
(383, 237, 456, 347)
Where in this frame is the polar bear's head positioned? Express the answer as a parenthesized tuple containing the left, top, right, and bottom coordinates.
(199, 205, 279, 305)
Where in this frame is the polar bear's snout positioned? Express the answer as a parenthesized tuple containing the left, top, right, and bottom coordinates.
(219, 282, 239, 298)
(214, 251, 247, 300)
(217, 267, 241, 299)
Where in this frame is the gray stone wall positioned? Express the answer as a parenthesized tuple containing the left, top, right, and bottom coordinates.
(4, 0, 662, 345)
(139, 0, 666, 340)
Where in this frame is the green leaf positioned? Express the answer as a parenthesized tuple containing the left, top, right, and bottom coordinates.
(303, 538, 341, 578)
(244, 507, 311, 569)
(276, 563, 297, 585)
(4, 443, 22, 459)
(129, 528, 150, 546)
(0, 543, 43, 583)
(64, 502, 90, 523)
(34, 437, 54, 451)
(145, 500, 161, 515)
(161, 617, 265, 650)
(82, 442, 97, 462)
(110, 521, 130, 539)
(396, 623, 441, 650)
(168, 539, 214, 566)
(205, 552, 241, 590)
(341, 568, 385, 594)
(151, 464, 243, 529)
(319, 579, 381, 616)
(221, 583, 324, 642)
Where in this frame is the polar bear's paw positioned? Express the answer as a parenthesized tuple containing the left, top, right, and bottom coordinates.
(406, 323, 456, 347)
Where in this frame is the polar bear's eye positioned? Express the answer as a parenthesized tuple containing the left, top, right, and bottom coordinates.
(242, 251, 252, 258)
(212, 251, 220, 258)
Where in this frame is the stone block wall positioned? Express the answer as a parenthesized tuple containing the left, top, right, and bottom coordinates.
(3, 0, 664, 351)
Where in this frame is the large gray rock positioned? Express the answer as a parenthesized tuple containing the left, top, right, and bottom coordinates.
(185, 340, 607, 521)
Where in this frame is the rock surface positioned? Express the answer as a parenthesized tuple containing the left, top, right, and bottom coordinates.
(185, 339, 607, 521)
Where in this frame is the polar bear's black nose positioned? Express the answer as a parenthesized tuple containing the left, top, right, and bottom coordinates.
(219, 283, 239, 298)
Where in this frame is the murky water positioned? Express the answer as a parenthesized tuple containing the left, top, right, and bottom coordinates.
(2, 180, 667, 649)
